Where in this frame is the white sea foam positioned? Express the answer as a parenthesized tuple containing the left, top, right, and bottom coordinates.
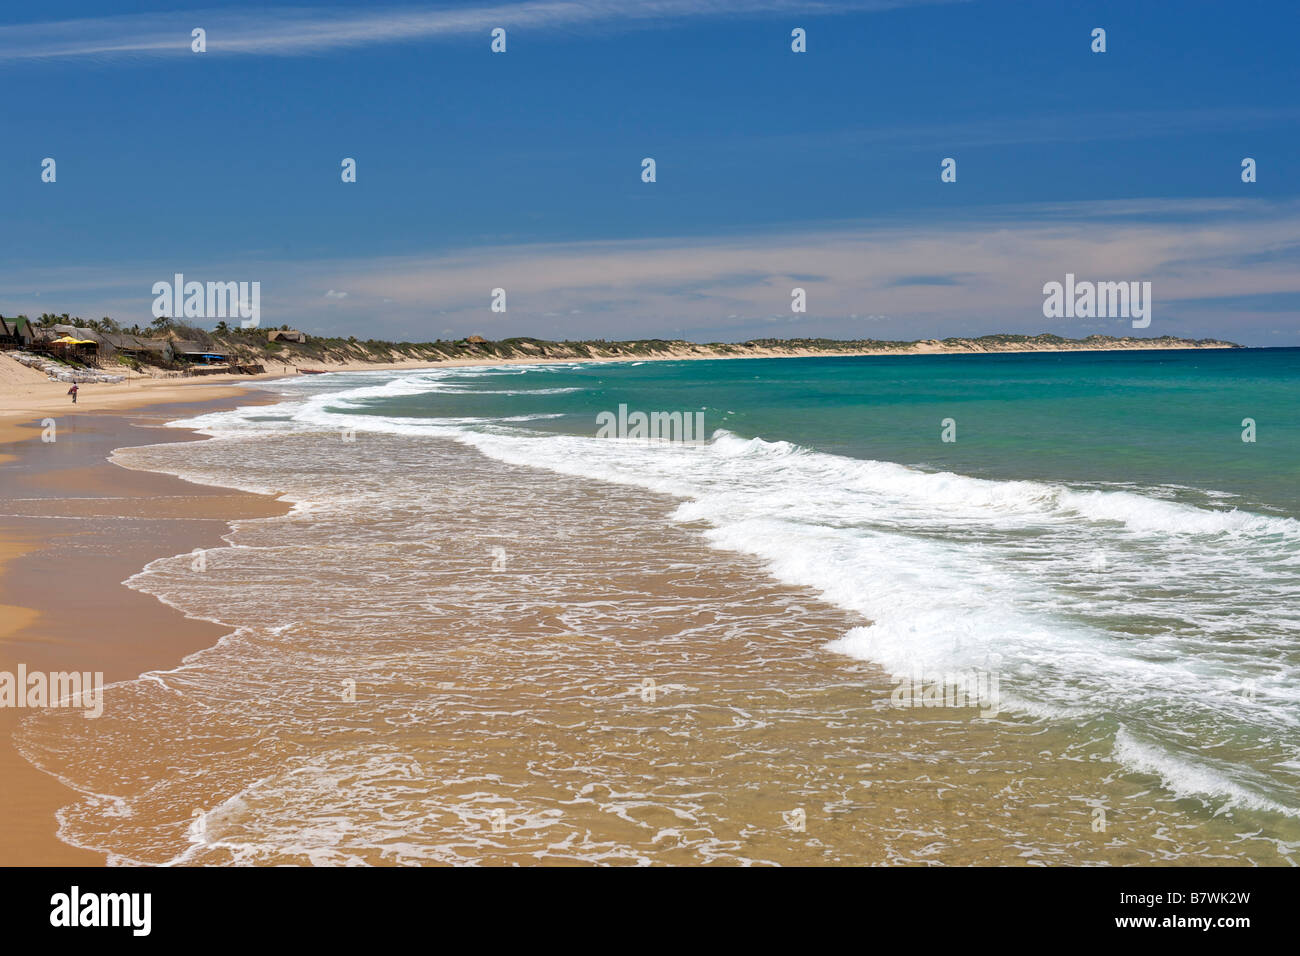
(1114, 727, 1298, 817)
(133, 369, 1300, 820)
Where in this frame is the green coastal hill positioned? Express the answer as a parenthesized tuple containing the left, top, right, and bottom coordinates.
(204, 329, 1241, 366)
(185, 330, 1248, 369)
(0, 312, 1241, 373)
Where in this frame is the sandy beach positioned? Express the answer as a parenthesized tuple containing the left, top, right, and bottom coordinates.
(0, 376, 880, 865)
(2, 350, 1296, 866)
(0, 356, 427, 443)
(0, 336, 1237, 448)
(0, 394, 287, 864)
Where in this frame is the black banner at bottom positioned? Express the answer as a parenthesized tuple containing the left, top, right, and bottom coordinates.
(2, 865, 1286, 943)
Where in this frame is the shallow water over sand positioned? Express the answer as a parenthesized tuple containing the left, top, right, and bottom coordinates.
(16, 427, 1299, 865)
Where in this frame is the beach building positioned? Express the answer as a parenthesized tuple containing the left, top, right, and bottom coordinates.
(49, 324, 103, 345)
(42, 325, 244, 369)
(0, 316, 38, 349)
(102, 333, 171, 362)
(168, 340, 230, 365)
(47, 334, 100, 361)
(268, 330, 307, 343)
(47, 324, 171, 362)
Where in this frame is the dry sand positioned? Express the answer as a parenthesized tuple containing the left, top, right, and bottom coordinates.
(0, 353, 561, 441)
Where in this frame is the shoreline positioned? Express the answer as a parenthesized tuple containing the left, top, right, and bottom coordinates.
(0, 336, 1263, 857)
(0, 394, 289, 865)
(0, 341, 1247, 442)
(1, 352, 1294, 864)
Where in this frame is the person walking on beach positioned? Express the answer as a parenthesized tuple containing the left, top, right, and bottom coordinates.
(67, 384, 78, 404)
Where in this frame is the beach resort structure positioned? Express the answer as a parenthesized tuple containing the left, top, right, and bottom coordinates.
(0, 317, 38, 349)
(43, 326, 229, 365)
(45, 324, 171, 363)
(169, 340, 231, 365)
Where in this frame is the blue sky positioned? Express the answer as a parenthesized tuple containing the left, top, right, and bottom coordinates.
(1, 0, 1297, 344)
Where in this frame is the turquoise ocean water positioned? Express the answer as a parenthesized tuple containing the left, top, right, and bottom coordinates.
(289, 347, 1298, 820)
(367, 348, 1300, 516)
(29, 347, 1294, 863)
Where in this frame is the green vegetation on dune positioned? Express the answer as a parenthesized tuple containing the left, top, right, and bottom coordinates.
(215, 330, 1238, 366)
(1, 312, 1242, 373)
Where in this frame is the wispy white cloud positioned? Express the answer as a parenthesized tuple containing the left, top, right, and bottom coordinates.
(5, 199, 1297, 344)
(0, 0, 962, 63)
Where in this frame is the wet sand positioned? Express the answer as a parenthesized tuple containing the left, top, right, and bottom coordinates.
(2, 383, 1293, 866)
(0, 397, 286, 865)
(28, 421, 1292, 866)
